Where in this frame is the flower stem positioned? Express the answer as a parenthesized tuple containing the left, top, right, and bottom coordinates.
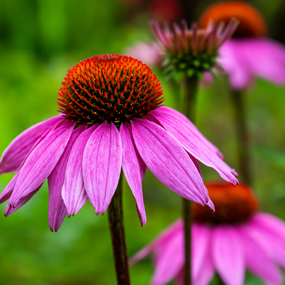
(182, 75, 198, 285)
(230, 89, 252, 186)
(108, 173, 131, 285)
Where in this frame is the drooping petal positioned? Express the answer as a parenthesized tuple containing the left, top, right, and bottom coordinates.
(129, 219, 183, 265)
(131, 118, 213, 208)
(238, 225, 282, 285)
(7, 120, 75, 209)
(120, 122, 147, 226)
(194, 248, 214, 285)
(218, 40, 252, 90)
(149, 106, 222, 158)
(243, 38, 285, 86)
(4, 184, 43, 216)
(189, 154, 203, 178)
(73, 190, 88, 215)
(151, 228, 184, 285)
(212, 226, 245, 285)
(0, 115, 62, 175)
(250, 213, 285, 240)
(83, 122, 122, 215)
(62, 124, 98, 216)
(192, 223, 211, 280)
(247, 213, 285, 268)
(150, 107, 238, 185)
(48, 125, 86, 232)
(0, 172, 19, 203)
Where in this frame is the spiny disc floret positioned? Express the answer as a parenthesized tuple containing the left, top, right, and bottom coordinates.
(150, 20, 238, 80)
(58, 54, 164, 126)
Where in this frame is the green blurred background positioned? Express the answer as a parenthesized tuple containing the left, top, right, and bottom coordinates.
(0, 0, 285, 284)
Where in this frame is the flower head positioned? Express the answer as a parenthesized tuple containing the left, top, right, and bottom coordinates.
(131, 182, 285, 285)
(58, 54, 164, 125)
(198, 1, 285, 89)
(199, 1, 267, 38)
(0, 55, 237, 231)
(150, 19, 238, 79)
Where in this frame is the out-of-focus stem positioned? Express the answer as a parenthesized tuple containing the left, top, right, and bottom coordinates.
(108, 173, 131, 285)
(230, 89, 252, 186)
(182, 75, 198, 285)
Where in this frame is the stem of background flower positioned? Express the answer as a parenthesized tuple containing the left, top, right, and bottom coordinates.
(108, 172, 131, 285)
(230, 89, 252, 186)
(182, 75, 198, 285)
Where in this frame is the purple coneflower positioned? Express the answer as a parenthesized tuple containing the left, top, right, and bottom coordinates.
(0, 55, 237, 231)
(131, 182, 285, 285)
(127, 18, 238, 80)
(199, 1, 285, 90)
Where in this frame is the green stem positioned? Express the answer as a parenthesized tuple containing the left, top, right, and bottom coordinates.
(183, 76, 198, 121)
(182, 75, 198, 285)
(108, 173, 131, 285)
(230, 89, 252, 186)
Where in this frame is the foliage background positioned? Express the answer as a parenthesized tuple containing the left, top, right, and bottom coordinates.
(0, 0, 285, 284)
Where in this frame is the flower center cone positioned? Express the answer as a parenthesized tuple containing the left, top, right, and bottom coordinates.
(198, 1, 267, 38)
(58, 54, 164, 126)
(193, 182, 258, 224)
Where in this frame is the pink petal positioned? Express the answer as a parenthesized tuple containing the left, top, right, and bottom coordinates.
(150, 106, 222, 158)
(129, 219, 183, 265)
(0, 115, 61, 175)
(218, 40, 252, 90)
(120, 122, 147, 226)
(7, 120, 75, 209)
(131, 118, 213, 208)
(151, 107, 238, 185)
(83, 122, 122, 215)
(192, 223, 211, 280)
(62, 124, 98, 216)
(4, 184, 43, 216)
(194, 248, 214, 285)
(151, 228, 184, 285)
(248, 213, 285, 268)
(238, 225, 282, 285)
(242, 38, 285, 86)
(250, 212, 285, 240)
(212, 226, 245, 285)
(48, 125, 86, 232)
(0, 172, 19, 203)
(73, 191, 88, 215)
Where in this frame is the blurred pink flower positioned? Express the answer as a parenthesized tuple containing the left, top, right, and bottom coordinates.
(0, 55, 238, 231)
(126, 19, 238, 80)
(218, 38, 285, 90)
(131, 182, 285, 285)
(199, 1, 285, 90)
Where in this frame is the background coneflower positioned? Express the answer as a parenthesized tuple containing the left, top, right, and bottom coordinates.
(131, 182, 285, 285)
(198, 1, 285, 90)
